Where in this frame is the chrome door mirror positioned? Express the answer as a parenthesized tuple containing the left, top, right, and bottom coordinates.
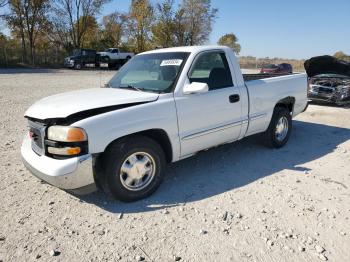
(183, 82, 209, 95)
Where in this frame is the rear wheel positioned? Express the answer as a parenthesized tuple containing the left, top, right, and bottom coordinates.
(100, 136, 166, 202)
(263, 107, 292, 148)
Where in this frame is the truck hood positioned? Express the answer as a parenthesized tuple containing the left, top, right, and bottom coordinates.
(25, 88, 159, 120)
(304, 55, 350, 78)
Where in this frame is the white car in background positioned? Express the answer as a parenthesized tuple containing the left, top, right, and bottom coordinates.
(98, 48, 134, 68)
(21, 46, 308, 202)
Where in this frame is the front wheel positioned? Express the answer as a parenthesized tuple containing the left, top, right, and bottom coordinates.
(100, 136, 166, 202)
(262, 107, 292, 148)
(74, 63, 82, 70)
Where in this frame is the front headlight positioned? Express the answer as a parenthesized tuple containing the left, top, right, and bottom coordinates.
(48, 126, 87, 142)
(47, 126, 88, 157)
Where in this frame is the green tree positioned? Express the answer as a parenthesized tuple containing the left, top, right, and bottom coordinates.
(151, 0, 175, 48)
(101, 11, 128, 48)
(217, 33, 241, 55)
(78, 15, 99, 48)
(129, 0, 154, 52)
(334, 51, 350, 62)
(173, 7, 186, 45)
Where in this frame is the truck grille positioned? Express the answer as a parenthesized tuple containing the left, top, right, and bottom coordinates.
(28, 120, 46, 155)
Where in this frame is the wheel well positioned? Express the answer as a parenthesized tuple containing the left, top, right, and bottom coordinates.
(105, 129, 173, 163)
(275, 96, 295, 113)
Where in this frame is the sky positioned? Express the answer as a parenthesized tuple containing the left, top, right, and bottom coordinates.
(2, 0, 350, 59)
(101, 0, 350, 59)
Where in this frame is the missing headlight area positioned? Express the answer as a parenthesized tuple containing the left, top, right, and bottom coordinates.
(305, 56, 350, 105)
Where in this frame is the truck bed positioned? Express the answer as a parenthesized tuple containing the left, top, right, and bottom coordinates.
(243, 73, 293, 82)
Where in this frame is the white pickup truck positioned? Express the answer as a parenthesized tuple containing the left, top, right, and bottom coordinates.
(21, 46, 308, 201)
(98, 48, 134, 68)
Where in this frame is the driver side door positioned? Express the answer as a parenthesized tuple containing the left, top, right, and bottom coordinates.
(175, 51, 243, 157)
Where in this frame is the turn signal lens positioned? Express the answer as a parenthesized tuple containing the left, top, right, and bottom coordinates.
(48, 146, 81, 155)
(67, 128, 87, 142)
(48, 126, 87, 142)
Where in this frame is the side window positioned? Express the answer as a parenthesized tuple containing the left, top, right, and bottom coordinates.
(188, 52, 233, 90)
(82, 50, 86, 56)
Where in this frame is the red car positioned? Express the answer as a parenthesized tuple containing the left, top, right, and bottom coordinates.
(260, 63, 293, 74)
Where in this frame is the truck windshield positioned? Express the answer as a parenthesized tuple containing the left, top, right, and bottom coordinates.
(107, 52, 190, 93)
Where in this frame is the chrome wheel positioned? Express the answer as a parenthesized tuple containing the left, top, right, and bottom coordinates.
(119, 152, 156, 191)
(275, 116, 289, 142)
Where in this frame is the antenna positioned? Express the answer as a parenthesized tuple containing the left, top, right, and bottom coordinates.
(99, 64, 102, 88)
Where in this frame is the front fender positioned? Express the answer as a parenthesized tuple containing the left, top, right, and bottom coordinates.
(73, 95, 180, 162)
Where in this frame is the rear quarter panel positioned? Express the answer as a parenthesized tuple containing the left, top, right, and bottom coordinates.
(245, 74, 308, 136)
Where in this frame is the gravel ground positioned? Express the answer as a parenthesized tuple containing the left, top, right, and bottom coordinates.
(0, 69, 349, 262)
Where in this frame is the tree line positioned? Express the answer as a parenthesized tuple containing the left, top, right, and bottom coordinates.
(1, 0, 241, 67)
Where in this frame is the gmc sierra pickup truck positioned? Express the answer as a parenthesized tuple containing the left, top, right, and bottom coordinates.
(21, 46, 308, 202)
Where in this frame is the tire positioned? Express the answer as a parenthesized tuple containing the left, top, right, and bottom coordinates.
(106, 58, 113, 69)
(262, 107, 292, 148)
(74, 63, 82, 70)
(100, 136, 166, 202)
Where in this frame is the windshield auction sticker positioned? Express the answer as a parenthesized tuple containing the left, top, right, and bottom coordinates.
(160, 59, 183, 66)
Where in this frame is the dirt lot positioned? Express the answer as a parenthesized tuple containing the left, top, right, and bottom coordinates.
(0, 69, 349, 262)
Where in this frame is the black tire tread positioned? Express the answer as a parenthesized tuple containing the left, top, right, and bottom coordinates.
(99, 135, 166, 202)
(262, 107, 292, 148)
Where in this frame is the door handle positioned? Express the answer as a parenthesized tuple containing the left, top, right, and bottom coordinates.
(229, 94, 240, 103)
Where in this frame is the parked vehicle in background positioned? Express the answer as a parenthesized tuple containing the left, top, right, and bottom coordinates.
(64, 49, 100, 69)
(305, 55, 350, 105)
(98, 48, 134, 68)
(22, 46, 307, 202)
(260, 63, 293, 74)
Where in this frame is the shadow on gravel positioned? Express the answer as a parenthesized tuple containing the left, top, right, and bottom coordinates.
(79, 120, 350, 213)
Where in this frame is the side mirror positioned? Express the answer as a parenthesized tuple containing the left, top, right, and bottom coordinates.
(183, 82, 209, 95)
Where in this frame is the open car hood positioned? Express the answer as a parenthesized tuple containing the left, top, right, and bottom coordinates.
(304, 55, 350, 78)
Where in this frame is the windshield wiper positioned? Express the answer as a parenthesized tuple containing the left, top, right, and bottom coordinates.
(119, 85, 143, 92)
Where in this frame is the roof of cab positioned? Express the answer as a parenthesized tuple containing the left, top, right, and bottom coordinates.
(140, 45, 230, 55)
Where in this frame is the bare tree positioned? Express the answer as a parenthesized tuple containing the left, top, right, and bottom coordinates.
(5, 0, 26, 62)
(6, 0, 50, 64)
(0, 0, 7, 8)
(52, 0, 109, 49)
(25, 0, 50, 64)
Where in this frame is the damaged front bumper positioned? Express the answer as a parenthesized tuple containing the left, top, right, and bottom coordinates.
(308, 85, 350, 105)
(21, 135, 96, 194)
